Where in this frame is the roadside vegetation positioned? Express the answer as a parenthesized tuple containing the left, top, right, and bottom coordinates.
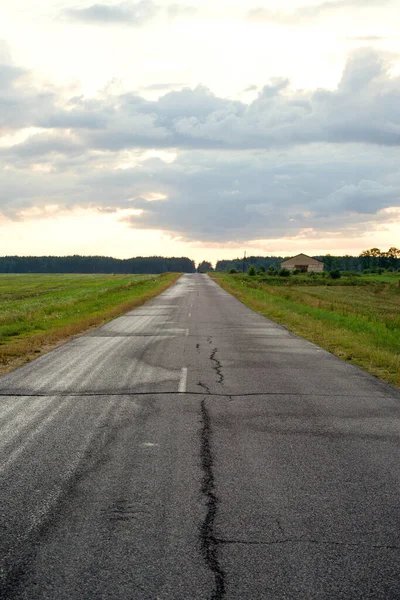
(211, 270, 400, 388)
(0, 273, 180, 375)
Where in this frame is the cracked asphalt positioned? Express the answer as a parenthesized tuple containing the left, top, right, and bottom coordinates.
(0, 273, 400, 599)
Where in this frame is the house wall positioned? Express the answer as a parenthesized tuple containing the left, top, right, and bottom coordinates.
(308, 264, 324, 272)
(283, 263, 324, 272)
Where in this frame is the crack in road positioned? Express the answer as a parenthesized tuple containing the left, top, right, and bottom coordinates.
(215, 538, 400, 550)
(199, 400, 226, 600)
(0, 392, 386, 398)
(198, 382, 211, 395)
(210, 349, 224, 385)
(276, 519, 285, 535)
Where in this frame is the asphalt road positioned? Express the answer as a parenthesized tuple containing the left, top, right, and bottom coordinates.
(0, 273, 400, 599)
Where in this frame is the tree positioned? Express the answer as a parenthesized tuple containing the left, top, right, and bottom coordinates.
(278, 268, 290, 277)
(360, 248, 381, 270)
(384, 247, 400, 269)
(359, 247, 400, 271)
(197, 261, 213, 273)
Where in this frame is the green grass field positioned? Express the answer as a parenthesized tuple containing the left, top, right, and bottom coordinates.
(0, 273, 180, 375)
(211, 272, 400, 388)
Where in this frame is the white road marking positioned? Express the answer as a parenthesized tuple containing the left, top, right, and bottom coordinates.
(178, 367, 188, 393)
(188, 312, 191, 318)
(185, 328, 189, 337)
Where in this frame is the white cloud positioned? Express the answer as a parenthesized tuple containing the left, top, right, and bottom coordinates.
(141, 82, 186, 90)
(63, 1, 198, 25)
(4, 48, 399, 151)
(346, 36, 388, 42)
(65, 1, 158, 25)
(0, 41, 12, 64)
(167, 4, 197, 18)
(247, 0, 393, 24)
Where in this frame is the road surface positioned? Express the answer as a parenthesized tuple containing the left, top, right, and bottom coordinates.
(0, 273, 399, 599)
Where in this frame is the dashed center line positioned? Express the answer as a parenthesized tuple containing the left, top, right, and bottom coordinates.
(178, 367, 188, 393)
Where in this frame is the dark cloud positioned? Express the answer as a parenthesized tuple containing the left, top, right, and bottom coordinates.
(114, 150, 399, 242)
(0, 133, 85, 160)
(65, 1, 158, 25)
(1, 48, 400, 243)
(2, 142, 398, 242)
(0, 63, 25, 91)
(0, 64, 55, 131)
(314, 180, 397, 215)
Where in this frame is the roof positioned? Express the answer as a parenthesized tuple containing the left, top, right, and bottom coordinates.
(281, 253, 324, 266)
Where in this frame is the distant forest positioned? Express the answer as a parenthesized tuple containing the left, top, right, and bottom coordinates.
(216, 248, 400, 272)
(0, 255, 196, 274)
(0, 248, 399, 274)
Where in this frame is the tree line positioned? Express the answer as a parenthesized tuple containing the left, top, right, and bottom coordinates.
(215, 256, 282, 272)
(1, 248, 399, 274)
(0, 255, 196, 274)
(215, 248, 400, 273)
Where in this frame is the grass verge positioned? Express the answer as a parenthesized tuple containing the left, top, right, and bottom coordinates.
(210, 272, 400, 388)
(0, 273, 180, 376)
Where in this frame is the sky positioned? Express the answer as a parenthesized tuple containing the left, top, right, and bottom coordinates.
(1, 0, 400, 265)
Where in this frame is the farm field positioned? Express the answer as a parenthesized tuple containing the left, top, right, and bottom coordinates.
(211, 272, 400, 388)
(0, 273, 180, 375)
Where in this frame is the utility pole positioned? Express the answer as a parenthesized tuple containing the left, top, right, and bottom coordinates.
(242, 250, 246, 273)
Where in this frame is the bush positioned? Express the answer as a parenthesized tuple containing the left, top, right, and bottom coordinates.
(258, 265, 266, 274)
(278, 268, 291, 277)
(229, 268, 238, 274)
(268, 266, 277, 275)
(330, 269, 341, 279)
(342, 271, 360, 277)
(248, 265, 257, 276)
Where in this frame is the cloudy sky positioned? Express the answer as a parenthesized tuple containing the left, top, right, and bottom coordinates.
(1, 0, 399, 264)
